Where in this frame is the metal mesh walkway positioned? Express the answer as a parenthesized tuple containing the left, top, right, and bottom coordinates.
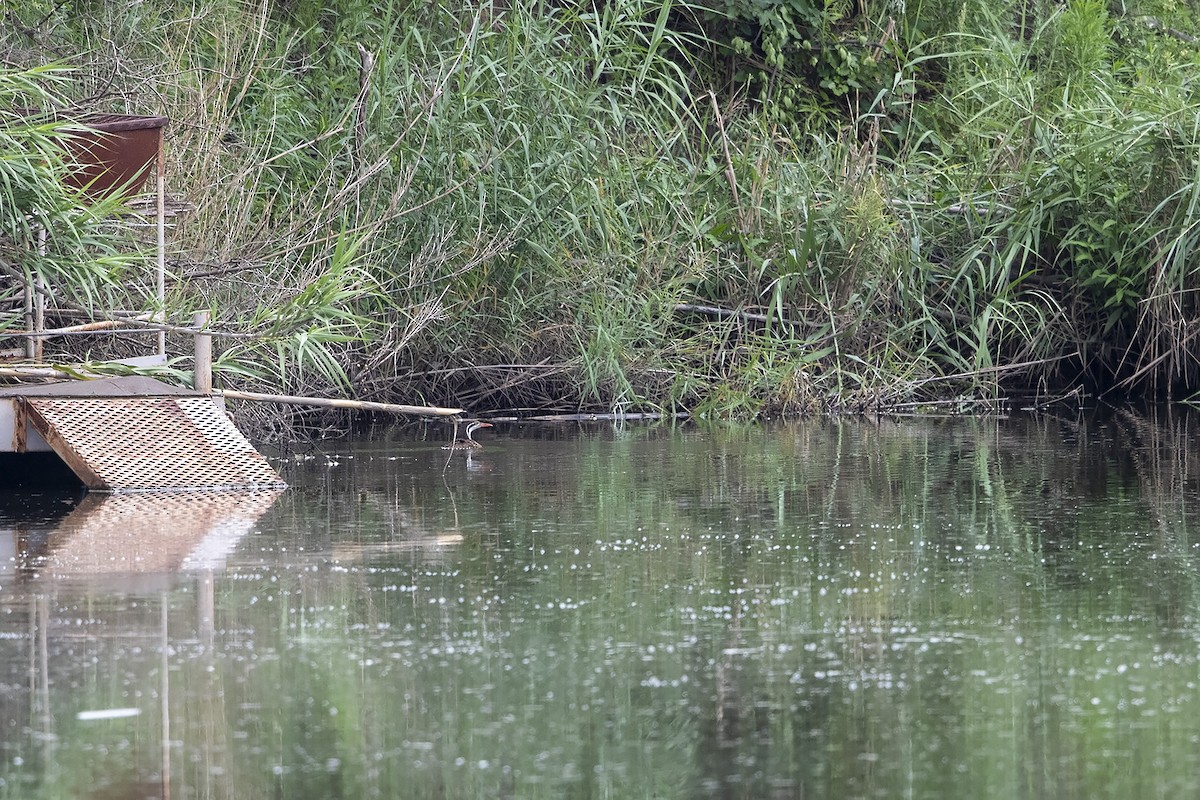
(23, 394, 286, 492)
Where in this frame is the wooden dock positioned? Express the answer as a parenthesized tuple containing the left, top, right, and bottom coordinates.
(0, 376, 286, 492)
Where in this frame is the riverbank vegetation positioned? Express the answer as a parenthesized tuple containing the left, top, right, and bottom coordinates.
(2, 0, 1200, 423)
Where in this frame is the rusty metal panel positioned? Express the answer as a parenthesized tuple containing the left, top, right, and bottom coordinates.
(24, 396, 286, 492)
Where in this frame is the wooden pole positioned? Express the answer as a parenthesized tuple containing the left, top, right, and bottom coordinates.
(192, 311, 212, 393)
(22, 280, 33, 360)
(33, 227, 46, 362)
(22, 225, 47, 361)
(156, 136, 166, 357)
(213, 388, 464, 417)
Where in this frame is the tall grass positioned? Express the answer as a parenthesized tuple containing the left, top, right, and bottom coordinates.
(895, 1, 1200, 395)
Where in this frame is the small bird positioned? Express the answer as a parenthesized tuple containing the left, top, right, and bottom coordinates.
(443, 421, 493, 450)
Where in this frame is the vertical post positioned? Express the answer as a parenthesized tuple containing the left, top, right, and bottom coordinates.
(193, 310, 212, 394)
(22, 281, 33, 361)
(23, 226, 48, 362)
(156, 136, 167, 357)
(33, 227, 46, 362)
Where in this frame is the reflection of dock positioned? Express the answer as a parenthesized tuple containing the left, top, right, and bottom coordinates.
(0, 376, 285, 491)
(1, 488, 282, 800)
(5, 490, 281, 582)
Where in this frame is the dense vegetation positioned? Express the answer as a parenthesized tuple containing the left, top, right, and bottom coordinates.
(2, 0, 1200, 424)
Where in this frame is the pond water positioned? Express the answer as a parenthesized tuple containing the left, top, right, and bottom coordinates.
(2, 410, 1200, 799)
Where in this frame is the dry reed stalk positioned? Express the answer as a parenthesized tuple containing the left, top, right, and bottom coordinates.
(215, 388, 464, 417)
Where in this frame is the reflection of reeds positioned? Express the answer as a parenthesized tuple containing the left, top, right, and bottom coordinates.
(1114, 407, 1199, 547)
(1110, 407, 1200, 629)
(13, 419, 1200, 798)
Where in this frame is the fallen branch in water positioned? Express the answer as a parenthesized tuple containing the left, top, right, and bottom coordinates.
(525, 412, 689, 421)
(214, 388, 463, 417)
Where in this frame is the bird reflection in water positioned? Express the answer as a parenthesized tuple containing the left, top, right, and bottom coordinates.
(441, 420, 496, 479)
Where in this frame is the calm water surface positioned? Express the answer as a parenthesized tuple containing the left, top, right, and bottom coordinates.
(2, 412, 1200, 799)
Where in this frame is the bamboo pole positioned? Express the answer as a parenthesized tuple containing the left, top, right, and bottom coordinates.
(9, 316, 154, 337)
(213, 388, 463, 417)
(0, 366, 97, 379)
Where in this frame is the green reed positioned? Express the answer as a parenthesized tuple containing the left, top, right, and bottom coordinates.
(0, 67, 143, 348)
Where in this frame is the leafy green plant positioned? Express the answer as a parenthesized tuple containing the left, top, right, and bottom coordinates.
(690, 0, 899, 130)
(0, 66, 142, 340)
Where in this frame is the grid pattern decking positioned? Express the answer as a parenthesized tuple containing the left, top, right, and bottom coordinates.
(24, 395, 286, 492)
